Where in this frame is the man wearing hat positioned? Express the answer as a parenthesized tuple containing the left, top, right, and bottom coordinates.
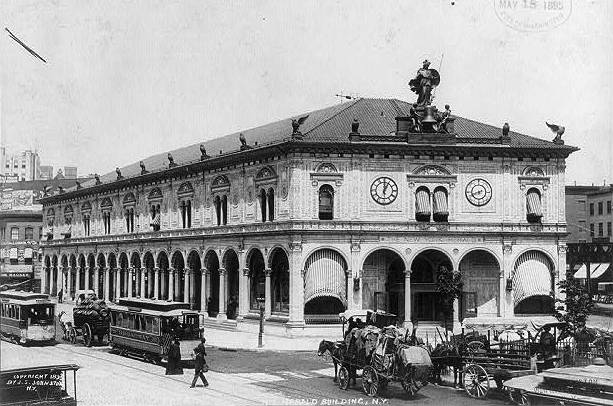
(190, 337, 209, 388)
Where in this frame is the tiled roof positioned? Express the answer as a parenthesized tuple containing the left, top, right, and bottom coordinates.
(74, 98, 576, 190)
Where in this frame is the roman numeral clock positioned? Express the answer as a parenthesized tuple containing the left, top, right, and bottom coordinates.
(370, 176, 398, 205)
(465, 178, 492, 206)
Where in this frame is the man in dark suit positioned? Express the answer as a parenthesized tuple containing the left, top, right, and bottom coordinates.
(190, 337, 209, 388)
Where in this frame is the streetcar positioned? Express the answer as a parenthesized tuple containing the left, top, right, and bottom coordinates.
(0, 364, 80, 406)
(0, 290, 56, 345)
(108, 298, 201, 365)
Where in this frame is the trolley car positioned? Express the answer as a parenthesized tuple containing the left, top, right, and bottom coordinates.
(108, 298, 201, 365)
(0, 290, 56, 345)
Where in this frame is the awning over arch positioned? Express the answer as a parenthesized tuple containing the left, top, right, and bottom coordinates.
(513, 251, 552, 306)
(304, 250, 347, 304)
(415, 189, 431, 216)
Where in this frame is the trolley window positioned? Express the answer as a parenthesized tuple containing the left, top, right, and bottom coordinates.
(26, 305, 53, 324)
(151, 317, 160, 334)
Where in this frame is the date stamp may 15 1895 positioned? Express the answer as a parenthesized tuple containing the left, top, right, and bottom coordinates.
(494, 0, 572, 32)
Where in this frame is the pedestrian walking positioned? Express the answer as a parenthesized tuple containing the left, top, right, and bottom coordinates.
(190, 337, 209, 388)
(165, 338, 184, 375)
(58, 289, 63, 303)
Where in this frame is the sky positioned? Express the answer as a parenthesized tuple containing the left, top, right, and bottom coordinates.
(1, 0, 611, 185)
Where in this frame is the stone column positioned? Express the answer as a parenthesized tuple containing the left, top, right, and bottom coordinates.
(84, 267, 90, 290)
(184, 268, 191, 304)
(154, 268, 160, 299)
(123, 269, 128, 297)
(174, 270, 180, 301)
(218, 268, 227, 320)
(239, 268, 249, 317)
(205, 269, 211, 310)
(66, 267, 73, 300)
(200, 268, 207, 315)
(74, 267, 81, 294)
(160, 269, 167, 299)
(114, 268, 120, 301)
(168, 268, 175, 302)
(148, 269, 154, 298)
(189, 269, 196, 309)
(404, 270, 412, 328)
(93, 267, 100, 298)
(104, 267, 110, 301)
(264, 268, 272, 318)
(40, 267, 47, 294)
(127, 268, 134, 298)
(288, 244, 305, 327)
(140, 267, 146, 298)
(502, 243, 514, 317)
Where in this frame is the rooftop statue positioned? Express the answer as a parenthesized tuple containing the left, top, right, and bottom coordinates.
(409, 60, 440, 106)
(546, 122, 565, 144)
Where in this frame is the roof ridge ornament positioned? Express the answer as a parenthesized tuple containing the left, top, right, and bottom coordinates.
(140, 161, 148, 175)
(546, 122, 565, 145)
(239, 133, 252, 151)
(94, 174, 101, 185)
(167, 153, 177, 168)
(116, 167, 124, 180)
(291, 115, 309, 139)
(199, 144, 210, 160)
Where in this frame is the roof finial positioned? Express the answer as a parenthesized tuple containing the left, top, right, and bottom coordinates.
(239, 133, 252, 151)
(116, 167, 124, 180)
(291, 115, 309, 139)
(167, 153, 177, 168)
(140, 161, 148, 175)
(94, 174, 101, 185)
(200, 144, 210, 160)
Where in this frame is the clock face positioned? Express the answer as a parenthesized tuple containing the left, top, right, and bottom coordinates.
(465, 178, 492, 206)
(370, 176, 398, 205)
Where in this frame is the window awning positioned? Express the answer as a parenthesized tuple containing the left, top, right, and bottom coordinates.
(526, 190, 542, 216)
(9, 248, 18, 259)
(513, 252, 552, 306)
(24, 248, 33, 259)
(433, 189, 448, 215)
(574, 263, 611, 280)
(415, 189, 431, 215)
(304, 250, 347, 304)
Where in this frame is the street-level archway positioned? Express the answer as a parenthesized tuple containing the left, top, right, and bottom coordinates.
(410, 249, 453, 323)
(187, 251, 202, 310)
(157, 252, 169, 300)
(223, 250, 240, 319)
(269, 247, 290, 315)
(304, 249, 347, 322)
(247, 249, 265, 312)
(513, 250, 554, 315)
(459, 250, 500, 320)
(204, 250, 219, 316)
(362, 249, 406, 322)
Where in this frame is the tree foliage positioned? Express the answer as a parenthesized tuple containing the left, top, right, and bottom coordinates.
(554, 277, 594, 336)
(437, 265, 463, 328)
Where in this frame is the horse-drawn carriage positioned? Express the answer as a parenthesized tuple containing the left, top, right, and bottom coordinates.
(61, 290, 110, 347)
(319, 310, 432, 398)
(429, 322, 570, 403)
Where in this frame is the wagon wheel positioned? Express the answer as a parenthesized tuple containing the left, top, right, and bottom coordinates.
(69, 327, 77, 344)
(338, 366, 350, 390)
(379, 377, 389, 392)
(466, 341, 486, 355)
(402, 373, 419, 397)
(82, 323, 93, 347)
(509, 389, 530, 405)
(362, 366, 379, 397)
(462, 364, 490, 399)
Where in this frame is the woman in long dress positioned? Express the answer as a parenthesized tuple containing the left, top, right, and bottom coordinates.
(165, 339, 184, 375)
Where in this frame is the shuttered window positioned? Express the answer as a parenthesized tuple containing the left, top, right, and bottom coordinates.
(433, 187, 449, 222)
(513, 251, 552, 308)
(526, 188, 542, 223)
(415, 187, 431, 222)
(304, 249, 347, 305)
(319, 185, 334, 220)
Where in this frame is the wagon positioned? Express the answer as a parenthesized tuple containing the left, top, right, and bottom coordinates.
(68, 290, 109, 347)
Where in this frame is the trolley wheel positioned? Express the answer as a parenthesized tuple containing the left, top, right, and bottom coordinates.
(462, 364, 490, 399)
(82, 323, 93, 347)
(509, 389, 530, 405)
(68, 328, 77, 344)
(362, 366, 379, 397)
(338, 366, 350, 390)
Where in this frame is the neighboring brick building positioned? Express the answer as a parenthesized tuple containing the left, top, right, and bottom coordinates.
(565, 185, 601, 243)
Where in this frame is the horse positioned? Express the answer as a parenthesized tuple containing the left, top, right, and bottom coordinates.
(429, 342, 462, 386)
(317, 340, 344, 382)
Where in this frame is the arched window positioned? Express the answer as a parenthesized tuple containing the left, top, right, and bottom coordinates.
(267, 188, 275, 221)
(433, 187, 449, 222)
(180, 200, 192, 229)
(526, 188, 542, 224)
(10, 227, 19, 241)
(318, 185, 334, 220)
(214, 196, 221, 226)
(259, 189, 267, 222)
(222, 195, 228, 225)
(149, 204, 161, 231)
(415, 187, 431, 222)
(125, 208, 135, 233)
(81, 201, 92, 236)
(101, 198, 113, 235)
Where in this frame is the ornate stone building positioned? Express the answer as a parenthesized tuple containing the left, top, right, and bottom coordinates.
(40, 95, 577, 335)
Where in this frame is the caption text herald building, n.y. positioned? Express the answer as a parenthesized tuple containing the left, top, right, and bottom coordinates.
(39, 97, 577, 335)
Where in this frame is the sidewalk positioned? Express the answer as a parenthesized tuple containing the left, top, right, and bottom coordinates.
(54, 300, 325, 352)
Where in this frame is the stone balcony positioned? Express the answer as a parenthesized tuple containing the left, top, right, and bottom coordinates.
(41, 220, 568, 247)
